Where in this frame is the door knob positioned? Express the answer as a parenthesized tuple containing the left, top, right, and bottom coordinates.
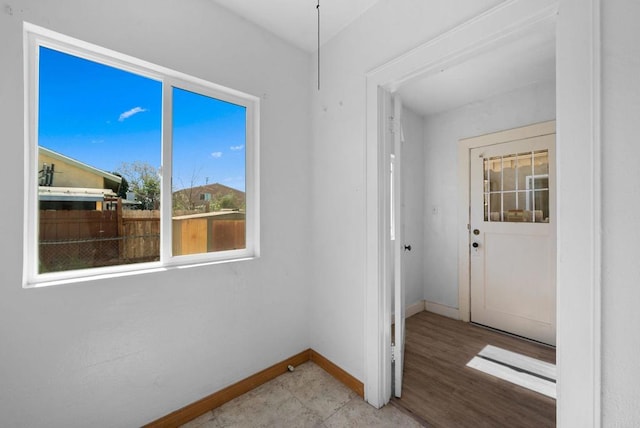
(404, 245, 412, 251)
(472, 242, 479, 248)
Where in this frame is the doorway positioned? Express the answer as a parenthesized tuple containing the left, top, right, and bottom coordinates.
(390, 28, 557, 407)
(364, 1, 602, 423)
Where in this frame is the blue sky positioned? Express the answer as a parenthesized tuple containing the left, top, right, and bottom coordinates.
(38, 46, 247, 192)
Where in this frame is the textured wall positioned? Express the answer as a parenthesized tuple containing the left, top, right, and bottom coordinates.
(0, 1, 311, 426)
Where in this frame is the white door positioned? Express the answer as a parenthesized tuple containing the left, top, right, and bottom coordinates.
(392, 96, 405, 397)
(469, 132, 556, 345)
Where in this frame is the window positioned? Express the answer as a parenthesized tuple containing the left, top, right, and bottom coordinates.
(24, 24, 259, 286)
(483, 150, 549, 223)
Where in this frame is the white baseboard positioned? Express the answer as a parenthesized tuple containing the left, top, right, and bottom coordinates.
(425, 300, 460, 320)
(405, 300, 426, 318)
(393, 300, 459, 321)
(392, 300, 425, 323)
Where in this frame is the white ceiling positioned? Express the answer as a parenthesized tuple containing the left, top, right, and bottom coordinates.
(397, 21, 556, 117)
(211, 0, 380, 52)
(211, 1, 555, 116)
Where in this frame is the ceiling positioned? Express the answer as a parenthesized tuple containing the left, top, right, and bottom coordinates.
(397, 20, 556, 117)
(211, 1, 555, 116)
(211, 0, 380, 52)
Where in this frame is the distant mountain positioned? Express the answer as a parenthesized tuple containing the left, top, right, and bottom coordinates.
(173, 183, 245, 212)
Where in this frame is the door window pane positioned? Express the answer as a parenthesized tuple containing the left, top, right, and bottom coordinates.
(533, 150, 549, 176)
(503, 192, 521, 221)
(516, 152, 533, 192)
(488, 157, 502, 192)
(502, 154, 517, 191)
(532, 190, 550, 222)
(482, 150, 550, 223)
(518, 191, 528, 216)
(489, 193, 502, 222)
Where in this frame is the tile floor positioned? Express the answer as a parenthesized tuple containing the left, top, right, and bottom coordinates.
(180, 362, 424, 428)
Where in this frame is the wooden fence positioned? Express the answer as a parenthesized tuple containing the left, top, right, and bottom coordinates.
(39, 203, 245, 273)
(172, 213, 245, 256)
(121, 210, 160, 261)
(39, 209, 121, 272)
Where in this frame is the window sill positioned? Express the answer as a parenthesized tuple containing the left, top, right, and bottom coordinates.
(23, 255, 258, 289)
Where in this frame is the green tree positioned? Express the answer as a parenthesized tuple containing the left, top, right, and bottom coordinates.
(219, 194, 238, 209)
(111, 172, 129, 199)
(116, 161, 161, 210)
(211, 193, 241, 211)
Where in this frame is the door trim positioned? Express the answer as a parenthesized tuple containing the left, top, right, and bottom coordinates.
(457, 120, 556, 323)
(365, 0, 560, 408)
(364, 0, 601, 425)
(393, 95, 405, 398)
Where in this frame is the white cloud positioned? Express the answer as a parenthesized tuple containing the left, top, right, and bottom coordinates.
(211, 152, 223, 159)
(230, 145, 244, 151)
(118, 106, 147, 122)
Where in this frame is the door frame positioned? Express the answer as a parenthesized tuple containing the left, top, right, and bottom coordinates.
(457, 120, 557, 323)
(392, 95, 405, 397)
(364, 0, 602, 426)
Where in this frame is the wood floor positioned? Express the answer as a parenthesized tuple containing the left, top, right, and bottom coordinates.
(393, 311, 556, 428)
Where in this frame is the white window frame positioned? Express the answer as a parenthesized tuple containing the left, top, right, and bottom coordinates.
(23, 23, 260, 287)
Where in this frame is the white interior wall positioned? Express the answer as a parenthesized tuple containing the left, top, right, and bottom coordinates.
(308, 0, 640, 421)
(422, 80, 556, 309)
(601, 0, 640, 424)
(2, 0, 638, 425)
(309, 0, 504, 382)
(400, 106, 425, 309)
(0, 1, 311, 426)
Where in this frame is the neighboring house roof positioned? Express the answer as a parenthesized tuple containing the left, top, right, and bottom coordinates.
(173, 182, 245, 206)
(39, 146, 122, 189)
(172, 211, 245, 221)
(39, 186, 117, 202)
